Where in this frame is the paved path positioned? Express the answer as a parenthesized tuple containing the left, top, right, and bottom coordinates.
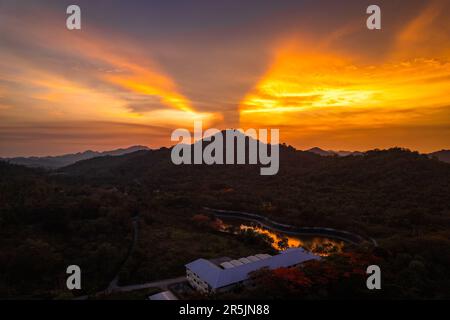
(106, 216, 140, 292)
(86, 275, 186, 299)
(113, 276, 186, 292)
(95, 215, 186, 297)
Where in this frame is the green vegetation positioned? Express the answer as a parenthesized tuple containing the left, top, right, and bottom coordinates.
(0, 163, 132, 298)
(118, 211, 274, 285)
(1, 146, 450, 299)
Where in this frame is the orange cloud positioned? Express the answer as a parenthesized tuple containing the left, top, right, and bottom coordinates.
(394, 0, 450, 58)
(239, 39, 450, 152)
(0, 11, 219, 133)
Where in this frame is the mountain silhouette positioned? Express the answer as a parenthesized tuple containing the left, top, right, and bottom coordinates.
(429, 150, 450, 163)
(2, 145, 149, 169)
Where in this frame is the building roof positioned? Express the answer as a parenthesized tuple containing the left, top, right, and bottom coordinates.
(185, 248, 319, 290)
(220, 261, 234, 269)
(247, 256, 260, 262)
(229, 260, 244, 267)
(238, 257, 252, 264)
(148, 290, 178, 300)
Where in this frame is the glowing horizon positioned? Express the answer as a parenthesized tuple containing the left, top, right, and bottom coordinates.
(0, 0, 449, 156)
(239, 41, 450, 152)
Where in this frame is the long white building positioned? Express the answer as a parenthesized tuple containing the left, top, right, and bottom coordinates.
(185, 248, 319, 293)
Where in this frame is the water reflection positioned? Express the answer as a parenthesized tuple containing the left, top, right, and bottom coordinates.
(221, 219, 344, 256)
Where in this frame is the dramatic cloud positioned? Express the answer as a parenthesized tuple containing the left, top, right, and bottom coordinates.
(239, 1, 450, 152)
(0, 3, 219, 156)
(0, 0, 449, 155)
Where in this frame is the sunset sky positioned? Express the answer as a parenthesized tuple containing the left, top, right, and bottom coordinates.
(1, 0, 449, 156)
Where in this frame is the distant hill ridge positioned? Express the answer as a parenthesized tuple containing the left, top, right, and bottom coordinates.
(2, 145, 149, 169)
(2, 132, 450, 169)
(429, 150, 450, 163)
(306, 146, 450, 163)
(305, 147, 364, 157)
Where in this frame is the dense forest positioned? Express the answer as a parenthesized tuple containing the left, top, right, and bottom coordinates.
(1, 144, 449, 299)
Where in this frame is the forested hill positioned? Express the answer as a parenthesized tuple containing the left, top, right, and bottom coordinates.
(58, 146, 450, 235)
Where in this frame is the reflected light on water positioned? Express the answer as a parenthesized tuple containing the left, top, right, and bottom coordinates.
(239, 224, 344, 256)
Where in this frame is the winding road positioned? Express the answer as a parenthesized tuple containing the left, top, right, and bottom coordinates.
(91, 216, 186, 298)
(105, 216, 140, 292)
(113, 276, 186, 293)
